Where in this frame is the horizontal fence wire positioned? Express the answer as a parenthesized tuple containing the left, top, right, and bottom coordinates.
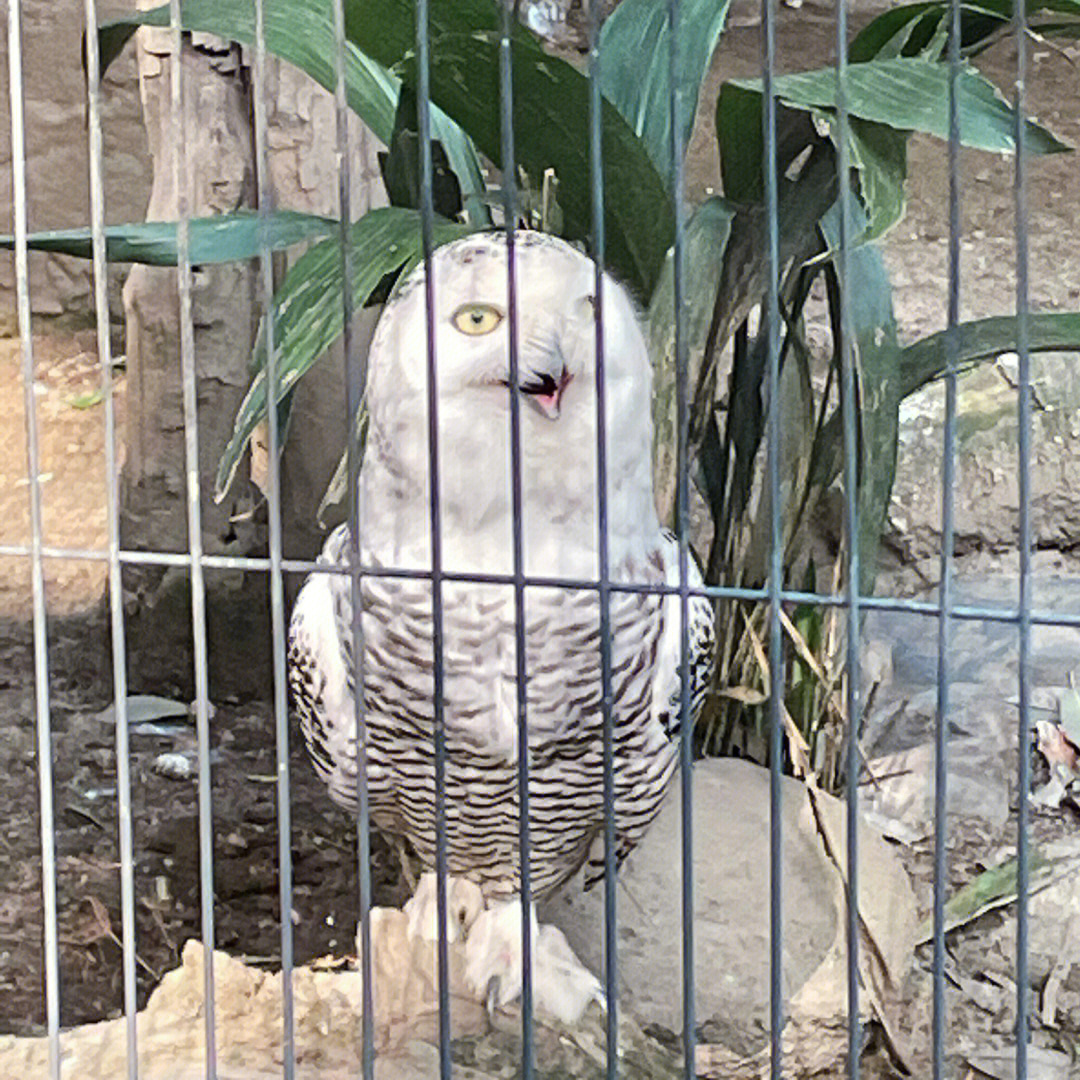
(2, 541, 1077, 626)
(0, 1, 1055, 1078)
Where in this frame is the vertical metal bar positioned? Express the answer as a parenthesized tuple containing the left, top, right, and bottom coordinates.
(586, 9, 618, 1078)
(933, 1, 963, 1075)
(414, 2, 452, 1075)
(834, 3, 861, 1076)
(668, 1, 695, 1076)
(7, 3, 61, 1075)
(760, 0, 784, 1070)
(329, 5, 376, 1079)
(496, 11, 535, 1077)
(250, 4, 296, 1076)
(82, 2, 139, 1075)
(1013, 3, 1032, 1075)
(167, 5, 218, 1072)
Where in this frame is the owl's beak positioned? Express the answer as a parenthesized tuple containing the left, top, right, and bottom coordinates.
(520, 365, 573, 420)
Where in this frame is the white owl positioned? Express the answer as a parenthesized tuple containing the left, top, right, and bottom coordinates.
(288, 231, 715, 1021)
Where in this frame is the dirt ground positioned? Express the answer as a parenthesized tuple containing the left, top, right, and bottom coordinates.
(0, 3, 1078, 1073)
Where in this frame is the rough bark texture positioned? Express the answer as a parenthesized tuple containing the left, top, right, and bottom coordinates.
(119, 22, 385, 698)
(260, 56, 386, 560)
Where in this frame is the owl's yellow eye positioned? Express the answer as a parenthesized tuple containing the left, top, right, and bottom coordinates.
(452, 303, 503, 336)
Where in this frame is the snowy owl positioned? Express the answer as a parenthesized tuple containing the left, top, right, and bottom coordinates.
(288, 231, 715, 1020)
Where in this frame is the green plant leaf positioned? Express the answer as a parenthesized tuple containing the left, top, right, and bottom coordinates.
(372, 31, 673, 296)
(647, 196, 735, 525)
(103, 0, 674, 296)
(816, 202, 902, 593)
(725, 327, 769, 525)
(814, 311, 1080, 489)
(717, 89, 906, 248)
(848, 119, 907, 243)
(98, 1, 489, 227)
(850, 0, 1080, 64)
(898, 312, 1080, 398)
(68, 389, 106, 409)
(214, 207, 472, 500)
(316, 404, 370, 526)
(717, 90, 822, 205)
(378, 85, 463, 217)
(0, 211, 337, 265)
(915, 847, 1055, 943)
(812, 305, 1080, 588)
(726, 56, 1068, 156)
(598, 0, 731, 183)
(700, 142, 837, 467)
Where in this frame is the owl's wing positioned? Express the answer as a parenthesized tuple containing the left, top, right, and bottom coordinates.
(288, 525, 361, 811)
(581, 533, 715, 889)
(650, 529, 716, 740)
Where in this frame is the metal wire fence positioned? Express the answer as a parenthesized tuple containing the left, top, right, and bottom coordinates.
(1, 0, 1065, 1078)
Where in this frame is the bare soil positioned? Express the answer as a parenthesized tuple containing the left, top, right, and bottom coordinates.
(0, 2, 1078, 1071)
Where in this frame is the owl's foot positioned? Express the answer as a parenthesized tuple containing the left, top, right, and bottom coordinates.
(464, 898, 604, 1024)
(402, 873, 603, 1024)
(402, 871, 485, 943)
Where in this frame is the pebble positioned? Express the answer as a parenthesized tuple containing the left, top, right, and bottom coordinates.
(153, 752, 195, 780)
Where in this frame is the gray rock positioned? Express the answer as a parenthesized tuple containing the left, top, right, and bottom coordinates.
(860, 564, 1080, 837)
(540, 758, 916, 1049)
(888, 353, 1080, 560)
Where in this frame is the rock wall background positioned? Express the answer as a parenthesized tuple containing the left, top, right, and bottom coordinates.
(0, 0, 151, 324)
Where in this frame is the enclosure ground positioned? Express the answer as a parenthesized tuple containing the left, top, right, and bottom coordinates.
(1, 2, 1079, 1073)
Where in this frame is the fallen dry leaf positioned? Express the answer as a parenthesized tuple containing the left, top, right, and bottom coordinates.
(1035, 720, 1079, 773)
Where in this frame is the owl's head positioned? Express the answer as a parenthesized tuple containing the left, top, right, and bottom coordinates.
(363, 230, 660, 574)
(368, 231, 652, 430)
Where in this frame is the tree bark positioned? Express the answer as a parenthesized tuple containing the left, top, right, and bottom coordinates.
(119, 22, 384, 698)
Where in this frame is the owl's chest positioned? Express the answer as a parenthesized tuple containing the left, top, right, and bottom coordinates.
(357, 576, 663, 763)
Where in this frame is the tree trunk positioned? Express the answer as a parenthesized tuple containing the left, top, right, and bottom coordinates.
(120, 22, 384, 699)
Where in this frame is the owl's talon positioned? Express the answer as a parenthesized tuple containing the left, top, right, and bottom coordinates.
(484, 975, 502, 1017)
(403, 872, 484, 943)
(464, 899, 601, 1025)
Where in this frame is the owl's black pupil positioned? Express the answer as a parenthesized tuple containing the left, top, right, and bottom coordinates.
(471, 312, 483, 324)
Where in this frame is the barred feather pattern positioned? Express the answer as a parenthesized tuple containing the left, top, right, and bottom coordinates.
(289, 527, 714, 901)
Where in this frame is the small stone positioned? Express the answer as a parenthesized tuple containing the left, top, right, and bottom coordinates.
(152, 752, 194, 780)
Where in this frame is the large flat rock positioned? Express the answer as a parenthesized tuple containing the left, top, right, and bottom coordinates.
(540, 758, 917, 1052)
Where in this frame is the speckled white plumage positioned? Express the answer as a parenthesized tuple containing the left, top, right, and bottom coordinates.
(288, 233, 714, 1012)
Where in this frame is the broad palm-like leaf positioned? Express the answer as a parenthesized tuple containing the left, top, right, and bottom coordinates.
(0, 211, 336, 264)
(100, 0, 674, 296)
(214, 207, 472, 498)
